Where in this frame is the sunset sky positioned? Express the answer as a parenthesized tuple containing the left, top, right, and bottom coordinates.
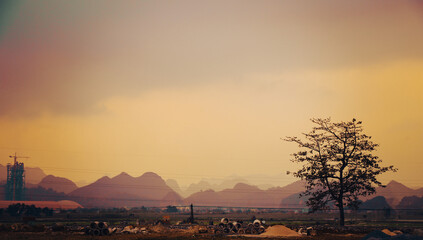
(0, 0, 422, 188)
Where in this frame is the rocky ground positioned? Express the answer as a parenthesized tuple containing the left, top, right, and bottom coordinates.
(0, 232, 366, 240)
(2, 223, 423, 240)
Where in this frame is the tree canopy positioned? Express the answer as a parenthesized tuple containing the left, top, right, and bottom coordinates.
(285, 118, 396, 226)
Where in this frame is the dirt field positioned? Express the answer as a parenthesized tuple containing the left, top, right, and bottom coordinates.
(1, 210, 423, 239)
(0, 232, 365, 240)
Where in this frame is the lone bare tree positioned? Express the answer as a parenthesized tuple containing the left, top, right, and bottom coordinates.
(285, 118, 396, 226)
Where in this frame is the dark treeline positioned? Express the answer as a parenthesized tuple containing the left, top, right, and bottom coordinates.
(4, 203, 53, 217)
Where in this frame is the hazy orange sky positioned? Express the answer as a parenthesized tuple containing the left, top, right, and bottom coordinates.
(0, 0, 422, 187)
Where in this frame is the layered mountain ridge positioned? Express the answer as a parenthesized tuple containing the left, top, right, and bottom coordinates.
(68, 171, 183, 208)
(1, 164, 422, 209)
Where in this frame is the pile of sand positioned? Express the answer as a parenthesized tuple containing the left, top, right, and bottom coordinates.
(260, 225, 300, 237)
(381, 229, 396, 236)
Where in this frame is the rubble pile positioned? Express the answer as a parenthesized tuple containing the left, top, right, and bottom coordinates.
(298, 226, 316, 236)
(121, 225, 148, 234)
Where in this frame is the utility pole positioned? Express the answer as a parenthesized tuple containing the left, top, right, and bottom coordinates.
(189, 204, 194, 224)
(6, 153, 29, 201)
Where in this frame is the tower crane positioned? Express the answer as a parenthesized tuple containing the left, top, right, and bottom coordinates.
(9, 152, 30, 164)
(6, 152, 30, 201)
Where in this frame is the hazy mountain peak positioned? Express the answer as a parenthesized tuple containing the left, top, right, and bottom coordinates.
(383, 180, 413, 192)
(137, 172, 167, 186)
(138, 172, 166, 181)
(166, 179, 183, 195)
(38, 174, 78, 194)
(233, 182, 260, 191)
(366, 179, 416, 207)
(166, 178, 179, 186)
(114, 172, 131, 178)
(110, 172, 134, 184)
(141, 172, 161, 178)
(69, 171, 180, 208)
(41, 174, 72, 183)
(95, 176, 111, 183)
(386, 180, 405, 187)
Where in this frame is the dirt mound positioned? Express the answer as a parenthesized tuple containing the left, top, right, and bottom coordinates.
(184, 225, 200, 234)
(149, 224, 168, 233)
(381, 229, 397, 236)
(362, 230, 390, 240)
(261, 225, 300, 237)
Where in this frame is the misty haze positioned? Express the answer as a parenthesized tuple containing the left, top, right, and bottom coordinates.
(0, 0, 423, 239)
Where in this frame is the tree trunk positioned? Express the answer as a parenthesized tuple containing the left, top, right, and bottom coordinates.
(339, 168, 345, 226)
(339, 201, 345, 226)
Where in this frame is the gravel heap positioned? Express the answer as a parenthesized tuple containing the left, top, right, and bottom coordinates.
(260, 225, 300, 237)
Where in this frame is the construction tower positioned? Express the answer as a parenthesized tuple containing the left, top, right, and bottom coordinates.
(5, 153, 29, 201)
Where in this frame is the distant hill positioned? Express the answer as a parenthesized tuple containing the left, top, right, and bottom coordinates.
(166, 179, 183, 196)
(415, 187, 423, 196)
(280, 193, 394, 211)
(185, 183, 275, 207)
(184, 181, 214, 197)
(185, 189, 221, 206)
(182, 179, 423, 209)
(69, 172, 183, 208)
(365, 180, 423, 207)
(25, 166, 48, 184)
(185, 181, 306, 208)
(25, 186, 69, 201)
(359, 196, 392, 210)
(197, 173, 286, 190)
(38, 175, 78, 194)
(183, 178, 252, 197)
(279, 181, 423, 210)
(277, 181, 311, 209)
(0, 164, 47, 184)
(397, 196, 423, 210)
(257, 184, 274, 190)
(216, 178, 251, 191)
(3, 162, 423, 210)
(267, 180, 306, 203)
(279, 192, 307, 209)
(0, 183, 69, 202)
(216, 183, 275, 207)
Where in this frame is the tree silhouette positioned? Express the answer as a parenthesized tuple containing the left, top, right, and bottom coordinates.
(284, 118, 396, 226)
(6, 203, 52, 217)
